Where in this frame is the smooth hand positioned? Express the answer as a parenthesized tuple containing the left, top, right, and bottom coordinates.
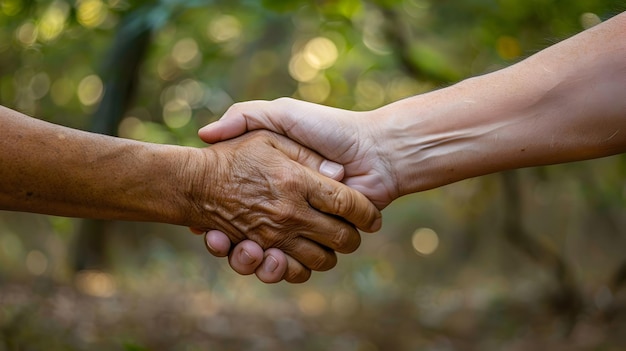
(187, 130, 381, 283)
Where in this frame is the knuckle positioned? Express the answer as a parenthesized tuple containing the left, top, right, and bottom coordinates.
(331, 187, 354, 217)
(226, 101, 245, 115)
(285, 268, 311, 284)
(332, 226, 361, 254)
(311, 252, 337, 272)
(269, 204, 299, 226)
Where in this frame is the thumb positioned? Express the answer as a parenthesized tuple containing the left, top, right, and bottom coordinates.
(269, 133, 380, 232)
(199, 100, 283, 144)
(268, 132, 345, 182)
(198, 114, 249, 144)
(319, 160, 345, 181)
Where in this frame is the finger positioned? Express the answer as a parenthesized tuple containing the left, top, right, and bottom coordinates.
(279, 236, 338, 272)
(189, 227, 204, 235)
(308, 170, 382, 233)
(228, 240, 264, 275)
(204, 230, 232, 257)
(254, 248, 288, 284)
(283, 255, 311, 284)
(269, 135, 381, 232)
(198, 100, 277, 144)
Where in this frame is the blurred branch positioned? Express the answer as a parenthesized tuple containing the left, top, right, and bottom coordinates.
(377, 6, 452, 86)
(500, 171, 583, 334)
(74, 12, 153, 271)
(90, 19, 153, 134)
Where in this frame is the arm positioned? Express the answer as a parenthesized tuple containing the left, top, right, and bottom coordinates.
(198, 11, 626, 270)
(199, 11, 626, 207)
(384, 10, 626, 196)
(0, 105, 381, 283)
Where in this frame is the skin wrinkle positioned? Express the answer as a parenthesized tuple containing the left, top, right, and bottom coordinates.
(605, 129, 620, 142)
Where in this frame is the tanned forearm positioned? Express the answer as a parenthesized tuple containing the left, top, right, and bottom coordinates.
(0, 105, 197, 225)
(382, 11, 626, 195)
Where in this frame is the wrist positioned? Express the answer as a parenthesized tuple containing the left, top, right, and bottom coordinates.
(379, 76, 527, 194)
(158, 145, 215, 228)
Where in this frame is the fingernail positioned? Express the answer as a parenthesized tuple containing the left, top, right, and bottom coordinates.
(239, 249, 255, 265)
(264, 256, 279, 273)
(372, 217, 382, 231)
(320, 160, 344, 180)
(204, 232, 215, 251)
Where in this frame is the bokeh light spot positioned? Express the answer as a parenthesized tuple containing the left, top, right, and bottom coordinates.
(289, 53, 319, 82)
(16, 21, 38, 46)
(26, 250, 48, 275)
(172, 38, 200, 69)
(2, 0, 23, 16)
(77, 74, 104, 106)
(355, 78, 385, 110)
(77, 0, 108, 28)
(75, 270, 117, 298)
(208, 14, 242, 43)
(163, 99, 192, 129)
(38, 1, 70, 42)
(412, 228, 440, 256)
(29, 72, 51, 100)
(297, 75, 331, 103)
(303, 37, 338, 70)
(298, 291, 328, 317)
(118, 116, 147, 140)
(580, 12, 602, 29)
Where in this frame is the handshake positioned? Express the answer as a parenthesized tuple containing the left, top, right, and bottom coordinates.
(3, 12, 625, 284)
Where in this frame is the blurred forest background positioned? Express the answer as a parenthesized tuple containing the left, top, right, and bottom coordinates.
(2, 0, 626, 350)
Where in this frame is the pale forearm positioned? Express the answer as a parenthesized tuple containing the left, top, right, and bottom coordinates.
(382, 11, 626, 195)
(0, 106, 195, 225)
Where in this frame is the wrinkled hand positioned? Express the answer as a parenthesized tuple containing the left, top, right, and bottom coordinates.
(194, 98, 400, 283)
(188, 130, 381, 283)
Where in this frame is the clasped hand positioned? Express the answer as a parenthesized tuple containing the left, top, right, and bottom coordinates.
(187, 130, 381, 283)
(193, 99, 400, 283)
